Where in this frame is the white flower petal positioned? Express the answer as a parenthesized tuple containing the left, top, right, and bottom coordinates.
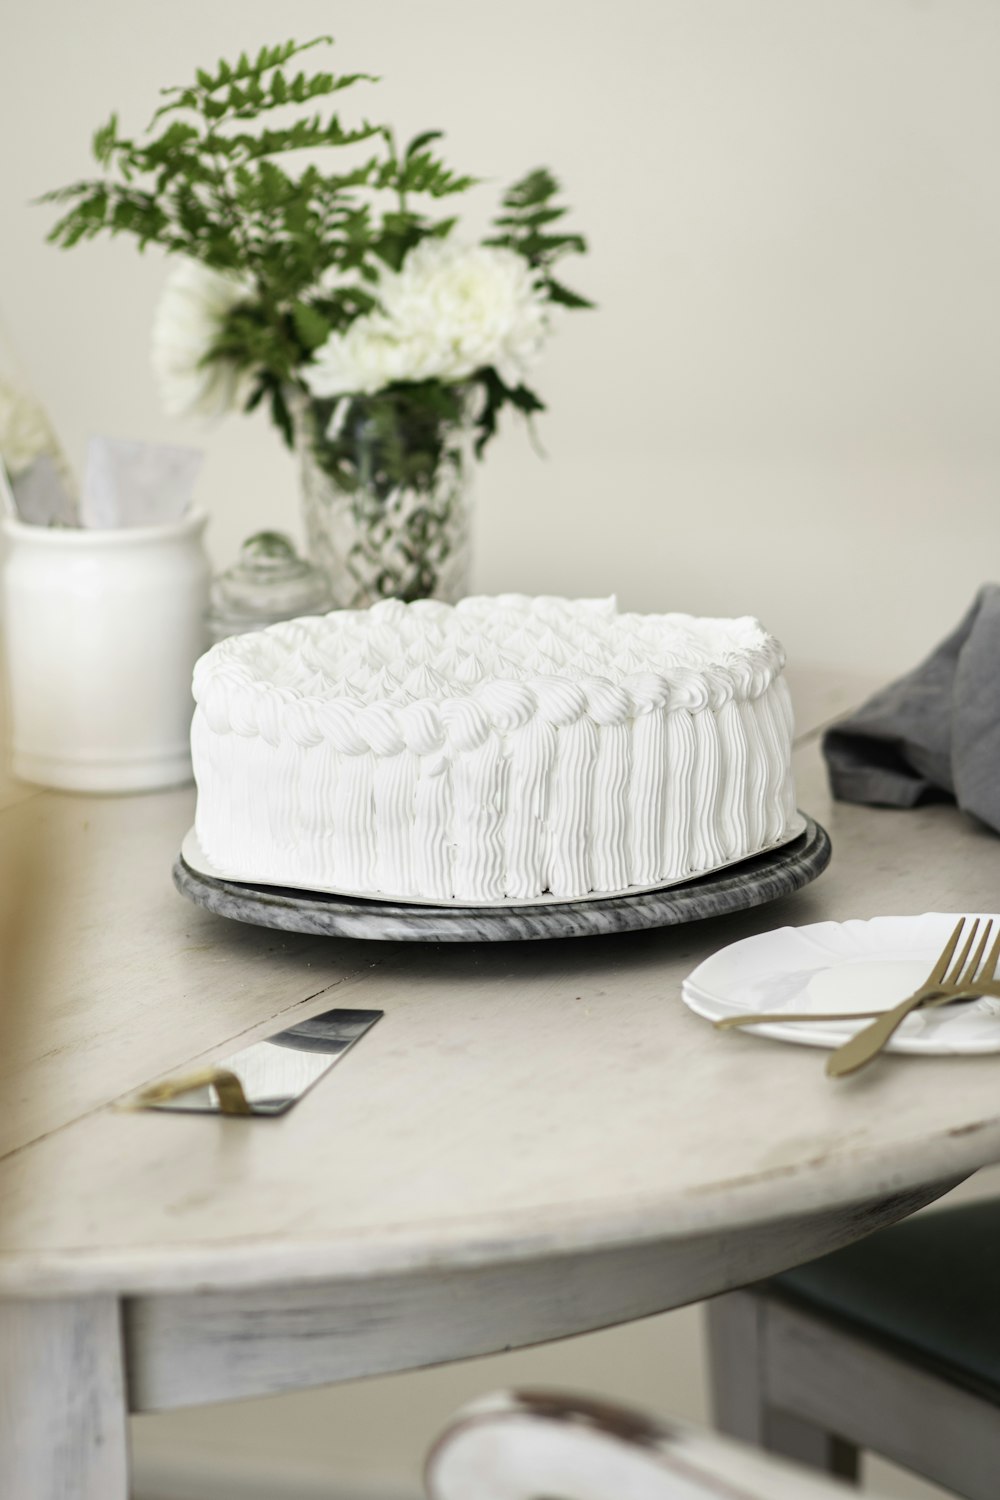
(0, 380, 56, 477)
(151, 260, 250, 420)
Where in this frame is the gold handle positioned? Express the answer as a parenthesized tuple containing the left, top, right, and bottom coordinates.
(716, 1008, 888, 1029)
(824, 993, 931, 1077)
(714, 987, 989, 1032)
(130, 1066, 252, 1115)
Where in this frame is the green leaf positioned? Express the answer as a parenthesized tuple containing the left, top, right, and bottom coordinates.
(232, 114, 382, 158)
(470, 367, 547, 458)
(92, 113, 120, 166)
(486, 167, 591, 308)
(493, 205, 567, 229)
(545, 277, 595, 310)
(500, 167, 560, 210)
(506, 382, 545, 415)
(291, 302, 332, 350)
(404, 129, 443, 159)
(270, 383, 294, 447)
(385, 148, 477, 199)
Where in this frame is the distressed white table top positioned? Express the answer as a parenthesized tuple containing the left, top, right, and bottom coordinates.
(4, 664, 1000, 1299)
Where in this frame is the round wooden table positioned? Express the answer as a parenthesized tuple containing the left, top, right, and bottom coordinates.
(4, 673, 1000, 1497)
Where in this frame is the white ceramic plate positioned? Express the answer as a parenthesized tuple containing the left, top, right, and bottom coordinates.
(181, 814, 807, 911)
(683, 912, 1000, 1055)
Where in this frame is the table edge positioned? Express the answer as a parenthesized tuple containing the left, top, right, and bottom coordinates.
(2, 1113, 997, 1299)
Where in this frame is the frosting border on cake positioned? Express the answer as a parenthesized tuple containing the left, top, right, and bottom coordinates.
(193, 594, 786, 754)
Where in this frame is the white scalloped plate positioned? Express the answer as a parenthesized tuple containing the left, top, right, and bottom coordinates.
(683, 912, 1000, 1055)
(181, 814, 807, 910)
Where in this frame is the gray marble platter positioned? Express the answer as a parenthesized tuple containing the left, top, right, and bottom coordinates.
(172, 814, 831, 943)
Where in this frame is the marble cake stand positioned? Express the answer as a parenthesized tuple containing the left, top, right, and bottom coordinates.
(172, 814, 830, 942)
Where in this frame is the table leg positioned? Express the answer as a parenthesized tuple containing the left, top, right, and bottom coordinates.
(0, 1296, 129, 1499)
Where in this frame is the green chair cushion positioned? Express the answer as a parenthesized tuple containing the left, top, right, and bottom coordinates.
(769, 1198, 1000, 1403)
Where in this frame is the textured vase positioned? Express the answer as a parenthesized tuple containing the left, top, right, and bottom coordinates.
(295, 393, 473, 610)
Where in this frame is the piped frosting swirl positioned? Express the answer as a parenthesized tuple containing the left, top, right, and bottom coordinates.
(193, 594, 785, 754)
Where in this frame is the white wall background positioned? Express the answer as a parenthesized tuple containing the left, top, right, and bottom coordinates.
(4, 3, 999, 1496)
(6, 0, 1000, 679)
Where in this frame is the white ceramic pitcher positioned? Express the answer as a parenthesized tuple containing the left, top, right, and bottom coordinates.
(1, 512, 210, 792)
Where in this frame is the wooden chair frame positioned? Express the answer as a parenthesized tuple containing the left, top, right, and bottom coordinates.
(708, 1288, 1000, 1500)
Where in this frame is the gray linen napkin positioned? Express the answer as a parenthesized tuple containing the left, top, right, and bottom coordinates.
(822, 586, 1000, 833)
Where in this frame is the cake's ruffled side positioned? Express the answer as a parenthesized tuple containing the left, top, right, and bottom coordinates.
(191, 595, 797, 902)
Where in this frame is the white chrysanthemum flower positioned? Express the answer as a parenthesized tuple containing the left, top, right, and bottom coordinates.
(151, 259, 250, 419)
(0, 379, 56, 477)
(382, 240, 550, 386)
(304, 318, 426, 400)
(304, 241, 550, 399)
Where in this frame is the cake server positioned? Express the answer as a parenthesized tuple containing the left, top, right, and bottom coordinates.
(129, 1007, 383, 1117)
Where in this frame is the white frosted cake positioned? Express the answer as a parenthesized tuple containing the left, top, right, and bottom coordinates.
(191, 595, 797, 903)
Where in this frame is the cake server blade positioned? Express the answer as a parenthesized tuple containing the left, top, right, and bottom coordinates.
(131, 1008, 383, 1117)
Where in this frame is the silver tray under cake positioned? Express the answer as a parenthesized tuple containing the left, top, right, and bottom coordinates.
(172, 813, 831, 943)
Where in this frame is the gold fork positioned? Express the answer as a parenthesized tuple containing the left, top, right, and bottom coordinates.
(825, 917, 1000, 1078)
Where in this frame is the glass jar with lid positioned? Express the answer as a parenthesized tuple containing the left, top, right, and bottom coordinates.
(207, 531, 332, 644)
